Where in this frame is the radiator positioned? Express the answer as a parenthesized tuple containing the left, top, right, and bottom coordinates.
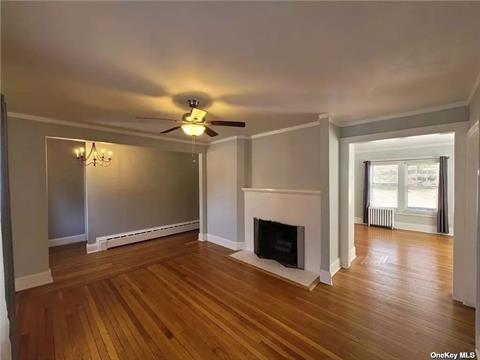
(96, 220, 199, 250)
(368, 207, 395, 229)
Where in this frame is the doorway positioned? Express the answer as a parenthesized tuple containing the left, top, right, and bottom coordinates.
(339, 121, 472, 306)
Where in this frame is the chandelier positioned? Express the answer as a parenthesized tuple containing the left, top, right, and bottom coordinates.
(74, 142, 112, 167)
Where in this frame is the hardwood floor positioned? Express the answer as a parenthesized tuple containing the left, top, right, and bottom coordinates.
(16, 225, 474, 359)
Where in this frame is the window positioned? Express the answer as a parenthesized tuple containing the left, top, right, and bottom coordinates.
(370, 163, 398, 208)
(406, 162, 439, 211)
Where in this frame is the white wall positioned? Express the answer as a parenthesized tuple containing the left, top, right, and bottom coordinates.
(354, 143, 455, 233)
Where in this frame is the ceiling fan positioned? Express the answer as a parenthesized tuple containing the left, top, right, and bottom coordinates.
(136, 99, 245, 137)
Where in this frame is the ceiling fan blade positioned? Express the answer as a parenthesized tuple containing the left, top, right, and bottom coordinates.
(208, 120, 245, 128)
(204, 126, 219, 137)
(160, 126, 181, 134)
(136, 116, 178, 122)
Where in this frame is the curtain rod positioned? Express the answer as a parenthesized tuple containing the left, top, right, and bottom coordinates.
(363, 156, 449, 163)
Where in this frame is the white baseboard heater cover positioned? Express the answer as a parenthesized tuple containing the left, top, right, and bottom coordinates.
(368, 207, 395, 229)
(98, 220, 199, 249)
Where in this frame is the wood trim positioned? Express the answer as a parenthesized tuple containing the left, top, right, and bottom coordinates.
(250, 120, 321, 139)
(48, 234, 86, 247)
(15, 269, 53, 291)
(205, 234, 245, 250)
(8, 112, 208, 146)
(242, 188, 321, 195)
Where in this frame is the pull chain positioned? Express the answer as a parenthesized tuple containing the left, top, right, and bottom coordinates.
(191, 136, 196, 163)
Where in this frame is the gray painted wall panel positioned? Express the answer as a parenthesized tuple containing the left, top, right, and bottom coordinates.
(250, 126, 322, 189)
(206, 140, 238, 242)
(86, 142, 199, 243)
(47, 138, 85, 239)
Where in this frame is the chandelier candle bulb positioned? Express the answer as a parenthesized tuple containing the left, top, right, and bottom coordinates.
(75, 142, 113, 167)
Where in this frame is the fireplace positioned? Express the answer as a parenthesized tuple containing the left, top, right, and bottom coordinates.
(254, 218, 305, 269)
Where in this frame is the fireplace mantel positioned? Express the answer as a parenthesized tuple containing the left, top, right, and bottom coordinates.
(237, 187, 325, 287)
(242, 188, 321, 195)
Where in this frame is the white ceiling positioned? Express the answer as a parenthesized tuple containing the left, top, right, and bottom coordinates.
(354, 133, 455, 152)
(2, 2, 480, 141)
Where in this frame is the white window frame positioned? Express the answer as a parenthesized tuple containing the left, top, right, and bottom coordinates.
(370, 161, 400, 209)
(403, 159, 439, 215)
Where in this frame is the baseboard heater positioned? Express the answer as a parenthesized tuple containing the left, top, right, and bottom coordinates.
(368, 207, 395, 229)
(98, 220, 199, 249)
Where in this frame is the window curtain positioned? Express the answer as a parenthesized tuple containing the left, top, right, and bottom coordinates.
(1, 94, 16, 358)
(362, 161, 371, 224)
(437, 156, 449, 233)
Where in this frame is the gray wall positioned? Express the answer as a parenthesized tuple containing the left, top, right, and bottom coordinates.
(206, 140, 238, 242)
(250, 126, 322, 189)
(341, 106, 468, 138)
(354, 144, 455, 230)
(86, 142, 199, 243)
(249, 123, 339, 273)
(8, 116, 206, 278)
(47, 138, 85, 239)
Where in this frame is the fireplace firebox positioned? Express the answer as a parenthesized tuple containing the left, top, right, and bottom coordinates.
(254, 218, 305, 269)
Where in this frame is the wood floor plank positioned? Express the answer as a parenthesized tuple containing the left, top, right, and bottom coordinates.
(15, 227, 475, 359)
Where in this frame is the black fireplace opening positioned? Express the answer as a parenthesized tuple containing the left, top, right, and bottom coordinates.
(254, 218, 305, 269)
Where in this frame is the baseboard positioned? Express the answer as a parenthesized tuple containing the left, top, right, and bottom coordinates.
(330, 258, 341, 276)
(15, 269, 53, 291)
(206, 233, 245, 250)
(87, 220, 199, 253)
(49, 233, 86, 247)
(395, 221, 453, 235)
(86, 240, 107, 254)
(354, 217, 364, 224)
(319, 270, 333, 286)
(198, 233, 207, 241)
(349, 247, 357, 264)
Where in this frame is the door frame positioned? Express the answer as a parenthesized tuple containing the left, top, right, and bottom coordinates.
(339, 121, 469, 305)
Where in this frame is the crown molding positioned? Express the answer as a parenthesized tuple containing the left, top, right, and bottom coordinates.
(7, 112, 208, 146)
(337, 101, 468, 127)
(354, 141, 454, 154)
(250, 120, 321, 139)
(468, 70, 480, 104)
(209, 135, 249, 145)
(208, 121, 323, 145)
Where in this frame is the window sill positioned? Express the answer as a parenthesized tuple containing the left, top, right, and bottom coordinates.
(396, 210, 437, 218)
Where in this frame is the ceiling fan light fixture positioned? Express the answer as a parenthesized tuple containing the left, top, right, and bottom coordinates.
(190, 108, 207, 122)
(181, 123, 205, 136)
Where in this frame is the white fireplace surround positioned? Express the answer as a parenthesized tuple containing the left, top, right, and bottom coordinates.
(242, 188, 324, 283)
